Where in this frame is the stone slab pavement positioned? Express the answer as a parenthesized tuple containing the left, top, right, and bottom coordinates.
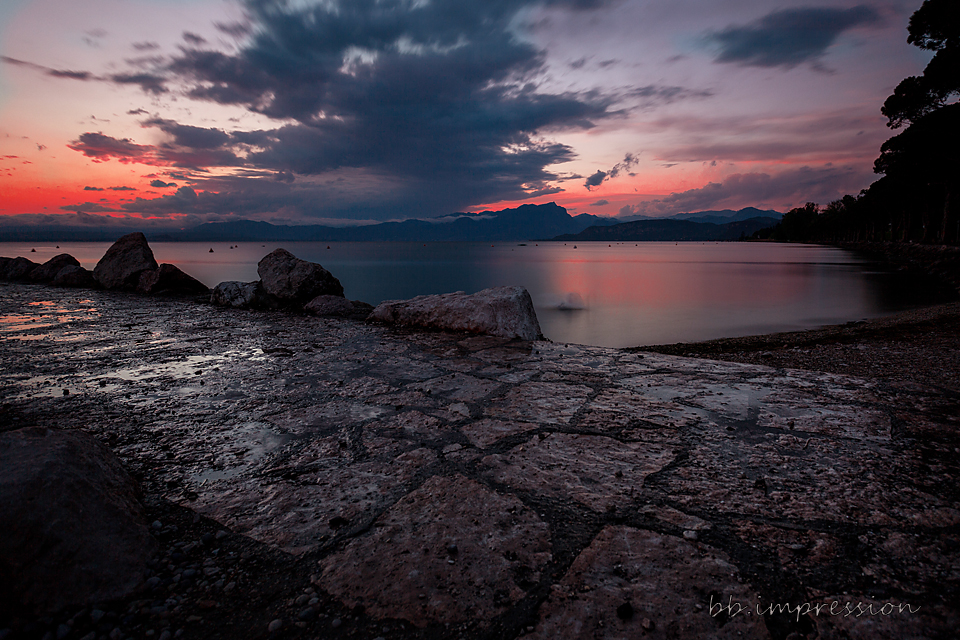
(1, 283, 958, 639)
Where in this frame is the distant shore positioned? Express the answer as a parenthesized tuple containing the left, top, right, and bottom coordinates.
(638, 241, 960, 391)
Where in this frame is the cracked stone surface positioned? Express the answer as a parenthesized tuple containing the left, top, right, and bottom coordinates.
(2, 282, 958, 639)
(528, 526, 770, 640)
(317, 474, 551, 626)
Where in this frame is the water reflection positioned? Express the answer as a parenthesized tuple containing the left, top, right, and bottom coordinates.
(2, 241, 954, 347)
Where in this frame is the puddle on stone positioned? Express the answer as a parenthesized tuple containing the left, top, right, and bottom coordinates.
(190, 422, 293, 483)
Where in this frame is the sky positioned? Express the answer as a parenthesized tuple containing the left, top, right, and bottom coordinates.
(0, 0, 931, 229)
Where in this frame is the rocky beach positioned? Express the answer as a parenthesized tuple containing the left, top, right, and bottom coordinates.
(1, 238, 959, 640)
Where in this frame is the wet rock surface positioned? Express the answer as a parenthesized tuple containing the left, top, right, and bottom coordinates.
(0, 427, 157, 616)
(1, 282, 958, 639)
(304, 294, 373, 319)
(257, 248, 344, 305)
(52, 264, 97, 288)
(93, 232, 159, 290)
(370, 286, 543, 341)
(28, 254, 81, 283)
(137, 264, 211, 296)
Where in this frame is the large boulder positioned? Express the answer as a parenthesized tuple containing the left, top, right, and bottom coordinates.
(257, 248, 344, 306)
(1, 256, 39, 281)
(137, 263, 210, 296)
(304, 294, 374, 319)
(28, 254, 81, 283)
(52, 265, 98, 288)
(210, 280, 278, 309)
(0, 427, 157, 615)
(369, 286, 543, 340)
(93, 232, 159, 290)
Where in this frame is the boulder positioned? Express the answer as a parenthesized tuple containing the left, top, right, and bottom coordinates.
(0, 427, 157, 616)
(93, 232, 159, 290)
(257, 248, 344, 306)
(137, 263, 210, 296)
(211, 280, 278, 309)
(28, 254, 81, 283)
(369, 286, 543, 341)
(1, 256, 39, 281)
(304, 294, 374, 319)
(52, 265, 98, 288)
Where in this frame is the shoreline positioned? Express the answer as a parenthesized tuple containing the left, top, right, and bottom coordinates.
(2, 282, 959, 639)
(638, 241, 960, 392)
(635, 300, 960, 392)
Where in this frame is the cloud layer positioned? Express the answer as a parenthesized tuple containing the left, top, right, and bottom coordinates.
(707, 5, 883, 69)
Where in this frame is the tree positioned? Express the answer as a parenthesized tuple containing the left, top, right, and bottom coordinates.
(881, 0, 960, 129)
(874, 0, 959, 243)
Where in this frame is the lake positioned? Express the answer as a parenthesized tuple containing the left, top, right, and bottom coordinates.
(2, 241, 953, 348)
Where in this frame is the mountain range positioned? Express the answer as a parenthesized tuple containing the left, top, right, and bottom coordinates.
(0, 204, 782, 242)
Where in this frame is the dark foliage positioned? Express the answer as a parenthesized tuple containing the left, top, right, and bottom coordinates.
(759, 0, 959, 245)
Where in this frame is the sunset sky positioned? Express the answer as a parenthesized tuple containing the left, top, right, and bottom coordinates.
(0, 0, 930, 229)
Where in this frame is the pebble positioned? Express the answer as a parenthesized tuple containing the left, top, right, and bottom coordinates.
(682, 530, 698, 541)
(331, 617, 342, 628)
(267, 619, 283, 632)
(298, 607, 317, 621)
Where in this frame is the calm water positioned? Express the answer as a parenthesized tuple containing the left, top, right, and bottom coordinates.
(2, 241, 953, 348)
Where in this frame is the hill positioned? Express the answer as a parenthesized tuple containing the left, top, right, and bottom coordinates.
(552, 216, 780, 241)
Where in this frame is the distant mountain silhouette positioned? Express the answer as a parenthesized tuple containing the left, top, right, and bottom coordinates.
(621, 207, 782, 225)
(160, 203, 615, 242)
(0, 204, 780, 242)
(552, 217, 781, 242)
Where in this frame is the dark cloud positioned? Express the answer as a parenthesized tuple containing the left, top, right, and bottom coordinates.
(707, 6, 883, 69)
(629, 85, 713, 105)
(68, 129, 242, 170)
(151, 0, 618, 217)
(583, 153, 638, 189)
(36, 144, 46, 151)
(83, 186, 104, 191)
(1, 56, 92, 81)
(584, 170, 606, 190)
(215, 21, 252, 38)
(623, 165, 869, 216)
(109, 186, 136, 191)
(150, 179, 177, 188)
(183, 32, 207, 46)
(127, 108, 149, 115)
(60, 202, 120, 213)
(110, 72, 167, 94)
(590, 199, 609, 206)
(144, 118, 231, 149)
(68, 132, 151, 163)
(132, 41, 160, 51)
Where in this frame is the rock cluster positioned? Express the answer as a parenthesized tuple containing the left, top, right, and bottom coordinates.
(210, 248, 347, 312)
(0, 253, 97, 286)
(370, 286, 543, 340)
(0, 427, 157, 616)
(0, 233, 209, 296)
